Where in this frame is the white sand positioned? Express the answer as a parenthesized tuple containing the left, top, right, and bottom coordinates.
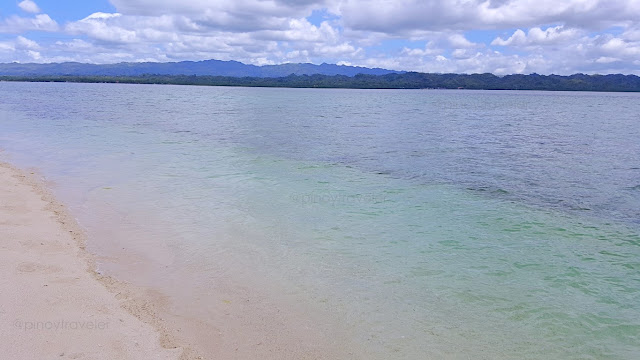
(0, 162, 188, 359)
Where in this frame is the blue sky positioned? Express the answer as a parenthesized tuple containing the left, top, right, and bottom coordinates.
(1, 0, 639, 75)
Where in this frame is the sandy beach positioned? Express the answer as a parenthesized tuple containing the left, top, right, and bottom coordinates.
(0, 162, 187, 359)
(0, 158, 365, 360)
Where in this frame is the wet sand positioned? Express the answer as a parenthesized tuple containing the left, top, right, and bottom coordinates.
(0, 162, 189, 359)
(0, 161, 363, 360)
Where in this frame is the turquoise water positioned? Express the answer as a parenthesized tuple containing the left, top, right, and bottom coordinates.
(1, 82, 639, 359)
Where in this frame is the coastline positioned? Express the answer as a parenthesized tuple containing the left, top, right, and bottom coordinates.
(0, 161, 193, 359)
(2, 73, 640, 92)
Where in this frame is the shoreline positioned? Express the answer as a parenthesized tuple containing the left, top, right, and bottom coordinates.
(0, 159, 362, 360)
(0, 161, 196, 359)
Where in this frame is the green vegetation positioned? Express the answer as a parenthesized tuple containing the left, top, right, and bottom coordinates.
(2, 72, 639, 92)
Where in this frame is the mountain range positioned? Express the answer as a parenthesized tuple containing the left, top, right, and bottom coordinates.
(0, 59, 401, 77)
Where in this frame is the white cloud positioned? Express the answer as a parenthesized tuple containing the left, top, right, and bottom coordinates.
(84, 12, 123, 21)
(16, 35, 40, 50)
(0, 41, 15, 53)
(256, 19, 339, 42)
(595, 56, 620, 63)
(27, 50, 41, 60)
(491, 26, 583, 47)
(600, 36, 640, 56)
(109, 0, 327, 33)
(0, 14, 58, 33)
(314, 42, 361, 56)
(110, 0, 326, 16)
(385, 26, 640, 75)
(622, 26, 640, 41)
(339, 0, 640, 33)
(18, 0, 41, 14)
(362, 49, 536, 75)
(66, 13, 138, 43)
(492, 29, 526, 46)
(401, 41, 442, 57)
(448, 34, 479, 49)
(58, 8, 356, 65)
(0, 36, 44, 62)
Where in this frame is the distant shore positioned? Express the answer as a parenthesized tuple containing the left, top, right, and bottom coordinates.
(0, 162, 187, 359)
(2, 72, 640, 91)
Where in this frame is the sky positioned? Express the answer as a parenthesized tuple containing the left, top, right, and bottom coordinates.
(0, 0, 639, 75)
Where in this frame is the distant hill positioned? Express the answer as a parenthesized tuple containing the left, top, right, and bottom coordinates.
(0, 59, 401, 77)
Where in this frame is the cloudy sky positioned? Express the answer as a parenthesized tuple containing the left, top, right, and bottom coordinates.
(0, 0, 639, 75)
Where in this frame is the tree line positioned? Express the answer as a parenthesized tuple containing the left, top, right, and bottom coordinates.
(2, 72, 639, 92)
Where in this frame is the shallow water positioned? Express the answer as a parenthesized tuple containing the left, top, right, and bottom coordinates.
(1, 82, 639, 359)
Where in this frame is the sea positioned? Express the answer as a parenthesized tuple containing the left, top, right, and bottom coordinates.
(1, 81, 639, 359)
